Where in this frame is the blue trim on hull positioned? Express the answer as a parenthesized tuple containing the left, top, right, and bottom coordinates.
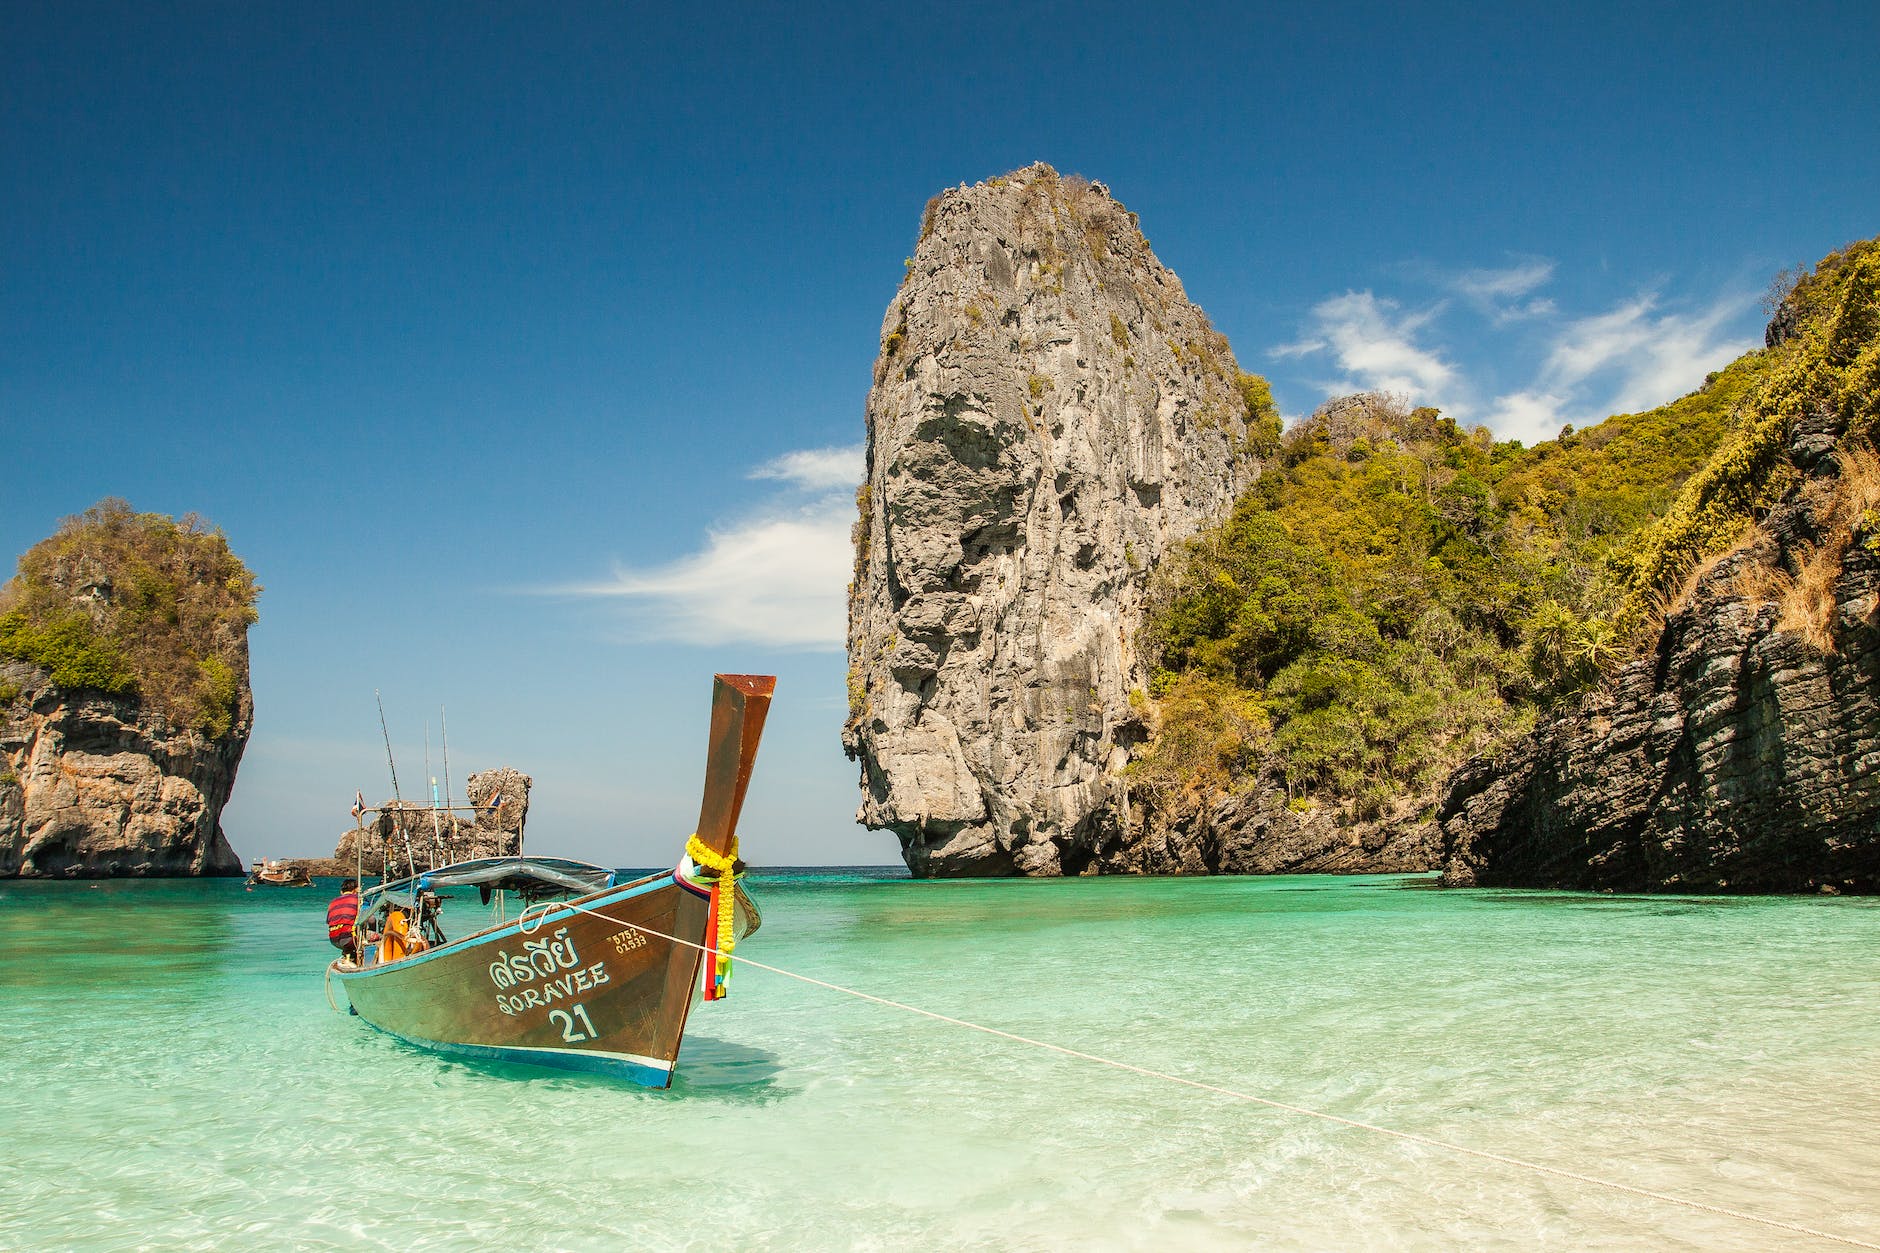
(358, 1017, 675, 1087)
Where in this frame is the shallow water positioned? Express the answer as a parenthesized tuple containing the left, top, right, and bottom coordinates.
(1, 869, 1876, 1251)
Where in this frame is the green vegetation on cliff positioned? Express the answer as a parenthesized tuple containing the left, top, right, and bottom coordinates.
(1608, 240, 1879, 634)
(0, 500, 259, 736)
(1139, 238, 1878, 825)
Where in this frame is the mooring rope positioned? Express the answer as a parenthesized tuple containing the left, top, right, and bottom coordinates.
(548, 895, 1879, 1251)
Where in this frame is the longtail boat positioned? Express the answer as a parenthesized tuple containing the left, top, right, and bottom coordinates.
(330, 673, 774, 1087)
(248, 859, 313, 887)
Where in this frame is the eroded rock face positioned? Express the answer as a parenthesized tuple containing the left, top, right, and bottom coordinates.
(843, 165, 1260, 876)
(0, 663, 250, 877)
(1440, 433, 1880, 893)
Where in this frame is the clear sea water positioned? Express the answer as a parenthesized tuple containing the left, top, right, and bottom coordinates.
(2, 868, 1876, 1251)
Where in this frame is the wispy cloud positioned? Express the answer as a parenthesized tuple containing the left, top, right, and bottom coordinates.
(1537, 292, 1756, 418)
(1453, 260, 1553, 300)
(566, 503, 851, 650)
(1273, 291, 1460, 407)
(1270, 262, 1760, 445)
(1451, 259, 1557, 324)
(1483, 388, 1572, 446)
(748, 444, 865, 493)
(549, 445, 862, 651)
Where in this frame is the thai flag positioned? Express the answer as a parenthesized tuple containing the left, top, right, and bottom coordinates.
(350, 791, 366, 819)
(486, 791, 504, 812)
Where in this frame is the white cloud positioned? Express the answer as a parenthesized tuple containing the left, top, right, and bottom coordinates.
(564, 500, 852, 650)
(1484, 389, 1571, 446)
(547, 446, 864, 651)
(748, 444, 865, 492)
(1454, 259, 1554, 303)
(1269, 336, 1328, 359)
(1538, 291, 1757, 418)
(1275, 291, 1460, 407)
(1539, 294, 1658, 389)
(1268, 263, 1761, 445)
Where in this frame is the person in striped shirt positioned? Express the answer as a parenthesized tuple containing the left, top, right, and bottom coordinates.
(326, 879, 363, 961)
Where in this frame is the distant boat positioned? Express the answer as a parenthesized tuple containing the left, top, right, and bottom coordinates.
(329, 674, 775, 1088)
(248, 859, 312, 887)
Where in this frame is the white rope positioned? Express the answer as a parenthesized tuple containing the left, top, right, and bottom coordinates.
(554, 896, 1880, 1251)
(323, 962, 342, 1014)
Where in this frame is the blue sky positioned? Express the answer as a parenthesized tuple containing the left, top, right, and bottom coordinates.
(4, 1, 1876, 866)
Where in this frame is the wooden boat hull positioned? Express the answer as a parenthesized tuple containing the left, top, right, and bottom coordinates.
(333, 869, 751, 1087)
(333, 672, 774, 1087)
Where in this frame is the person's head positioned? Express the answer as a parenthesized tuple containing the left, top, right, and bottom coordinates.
(342, 878, 359, 893)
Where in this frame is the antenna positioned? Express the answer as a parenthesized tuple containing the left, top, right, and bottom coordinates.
(425, 723, 444, 868)
(375, 690, 416, 879)
(440, 706, 453, 812)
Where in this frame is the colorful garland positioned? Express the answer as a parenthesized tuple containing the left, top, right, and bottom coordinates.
(685, 833, 739, 1000)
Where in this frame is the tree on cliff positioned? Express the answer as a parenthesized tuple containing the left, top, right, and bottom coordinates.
(0, 499, 259, 736)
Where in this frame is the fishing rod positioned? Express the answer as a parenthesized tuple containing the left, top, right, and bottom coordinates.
(440, 706, 454, 814)
(375, 690, 417, 880)
(424, 724, 444, 867)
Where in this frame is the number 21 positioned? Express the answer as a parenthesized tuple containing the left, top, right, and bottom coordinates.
(550, 1003, 597, 1042)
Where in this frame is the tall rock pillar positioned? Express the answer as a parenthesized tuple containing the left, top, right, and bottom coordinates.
(843, 165, 1261, 876)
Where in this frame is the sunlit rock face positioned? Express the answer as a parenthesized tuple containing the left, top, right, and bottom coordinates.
(842, 164, 1259, 877)
(0, 670, 249, 878)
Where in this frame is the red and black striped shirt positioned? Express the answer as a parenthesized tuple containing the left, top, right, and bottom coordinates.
(326, 891, 360, 943)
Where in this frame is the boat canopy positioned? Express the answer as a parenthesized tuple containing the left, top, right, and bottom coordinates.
(363, 856, 630, 907)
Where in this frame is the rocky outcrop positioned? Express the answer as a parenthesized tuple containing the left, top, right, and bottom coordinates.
(0, 662, 249, 877)
(323, 767, 532, 877)
(843, 165, 1262, 876)
(1441, 247, 1880, 893)
(0, 501, 258, 878)
(1113, 782, 1442, 875)
(1441, 453, 1880, 893)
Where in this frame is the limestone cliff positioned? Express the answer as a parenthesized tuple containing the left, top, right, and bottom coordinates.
(843, 165, 1264, 876)
(0, 502, 258, 877)
(0, 670, 249, 876)
(1440, 243, 1880, 892)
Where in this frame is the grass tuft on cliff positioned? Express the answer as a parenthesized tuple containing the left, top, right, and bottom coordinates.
(1139, 236, 1879, 825)
(0, 499, 259, 736)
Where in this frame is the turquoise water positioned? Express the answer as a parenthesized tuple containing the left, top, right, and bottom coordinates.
(2, 869, 1876, 1251)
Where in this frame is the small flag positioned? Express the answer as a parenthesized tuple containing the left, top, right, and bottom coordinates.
(350, 791, 366, 819)
(486, 791, 504, 812)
